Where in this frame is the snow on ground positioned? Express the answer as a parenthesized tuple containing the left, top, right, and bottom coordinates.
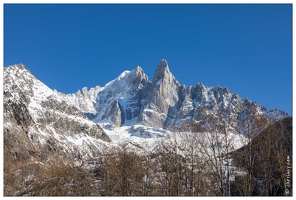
(99, 117, 247, 156)
(99, 118, 167, 153)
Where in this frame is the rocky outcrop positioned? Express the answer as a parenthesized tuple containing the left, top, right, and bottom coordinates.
(100, 100, 124, 127)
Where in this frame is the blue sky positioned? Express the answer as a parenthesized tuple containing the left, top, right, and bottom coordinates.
(4, 4, 292, 115)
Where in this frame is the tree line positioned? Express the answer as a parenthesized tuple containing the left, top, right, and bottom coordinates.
(4, 115, 292, 196)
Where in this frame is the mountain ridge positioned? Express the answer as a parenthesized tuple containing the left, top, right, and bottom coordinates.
(65, 59, 288, 131)
(4, 60, 289, 133)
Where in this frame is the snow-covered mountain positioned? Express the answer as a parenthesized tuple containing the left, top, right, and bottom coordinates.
(3, 60, 291, 197)
(71, 59, 289, 133)
(4, 64, 110, 164)
(3, 60, 289, 163)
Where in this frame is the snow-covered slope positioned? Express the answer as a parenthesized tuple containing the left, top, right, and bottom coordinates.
(4, 64, 110, 164)
(92, 66, 148, 127)
(64, 86, 102, 115)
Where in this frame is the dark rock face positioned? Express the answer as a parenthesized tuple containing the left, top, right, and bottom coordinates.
(4, 98, 33, 127)
(101, 100, 124, 127)
(4, 94, 35, 162)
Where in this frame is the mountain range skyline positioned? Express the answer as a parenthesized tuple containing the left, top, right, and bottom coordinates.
(4, 58, 292, 116)
(4, 4, 292, 115)
(4, 60, 290, 130)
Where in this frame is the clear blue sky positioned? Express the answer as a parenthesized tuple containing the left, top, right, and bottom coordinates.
(4, 4, 292, 115)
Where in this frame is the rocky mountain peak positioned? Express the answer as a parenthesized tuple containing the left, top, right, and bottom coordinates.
(152, 59, 171, 82)
(158, 59, 169, 68)
(5, 63, 26, 70)
(134, 66, 144, 75)
(196, 82, 206, 90)
(81, 87, 89, 97)
(129, 66, 148, 87)
(4, 63, 33, 78)
(137, 59, 181, 128)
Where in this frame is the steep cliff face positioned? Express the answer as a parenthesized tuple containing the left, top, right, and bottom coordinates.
(139, 59, 181, 127)
(3, 64, 110, 164)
